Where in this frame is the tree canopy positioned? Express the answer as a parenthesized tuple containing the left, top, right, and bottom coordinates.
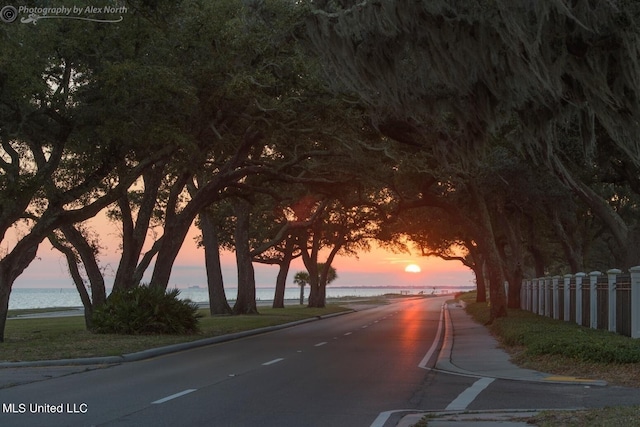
(3, 0, 640, 338)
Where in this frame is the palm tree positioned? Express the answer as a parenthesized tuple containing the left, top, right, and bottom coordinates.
(294, 264, 338, 305)
(293, 271, 310, 305)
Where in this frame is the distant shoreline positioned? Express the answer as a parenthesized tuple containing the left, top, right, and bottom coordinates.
(12, 285, 476, 290)
(8, 286, 476, 311)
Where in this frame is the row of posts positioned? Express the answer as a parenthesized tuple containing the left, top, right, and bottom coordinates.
(520, 266, 640, 338)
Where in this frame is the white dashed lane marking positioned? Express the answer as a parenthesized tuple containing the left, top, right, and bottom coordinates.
(262, 358, 285, 366)
(152, 389, 197, 404)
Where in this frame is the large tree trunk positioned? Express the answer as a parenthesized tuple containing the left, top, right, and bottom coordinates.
(113, 166, 164, 291)
(61, 225, 107, 308)
(485, 256, 508, 320)
(0, 270, 13, 344)
(303, 247, 322, 308)
(272, 238, 294, 309)
(232, 199, 258, 315)
(149, 219, 194, 290)
(298, 227, 323, 308)
(501, 219, 525, 309)
(48, 233, 95, 329)
(200, 210, 232, 315)
(306, 262, 321, 308)
(0, 242, 39, 342)
(473, 263, 487, 303)
(468, 183, 507, 322)
(313, 244, 342, 308)
(307, 279, 322, 307)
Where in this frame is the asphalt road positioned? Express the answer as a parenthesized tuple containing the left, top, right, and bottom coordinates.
(4, 296, 640, 427)
(0, 297, 451, 426)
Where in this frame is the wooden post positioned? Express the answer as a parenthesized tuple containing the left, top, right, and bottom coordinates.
(504, 280, 509, 307)
(552, 276, 560, 320)
(575, 272, 586, 326)
(544, 277, 552, 317)
(563, 274, 572, 322)
(532, 278, 538, 314)
(607, 269, 621, 333)
(589, 271, 601, 330)
(629, 266, 640, 338)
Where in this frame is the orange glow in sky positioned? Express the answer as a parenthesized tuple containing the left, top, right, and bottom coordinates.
(11, 214, 474, 289)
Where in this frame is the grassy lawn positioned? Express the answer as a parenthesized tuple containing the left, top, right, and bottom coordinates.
(450, 292, 640, 426)
(2, 305, 349, 362)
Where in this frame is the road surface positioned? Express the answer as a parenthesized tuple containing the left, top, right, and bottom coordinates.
(2, 296, 640, 426)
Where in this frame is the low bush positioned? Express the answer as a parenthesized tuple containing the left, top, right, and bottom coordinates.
(92, 285, 202, 335)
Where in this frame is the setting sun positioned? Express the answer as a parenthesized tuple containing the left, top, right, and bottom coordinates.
(404, 264, 422, 273)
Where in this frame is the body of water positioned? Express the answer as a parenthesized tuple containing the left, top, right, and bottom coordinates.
(8, 286, 473, 310)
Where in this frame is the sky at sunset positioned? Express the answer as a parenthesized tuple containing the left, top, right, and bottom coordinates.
(11, 218, 475, 290)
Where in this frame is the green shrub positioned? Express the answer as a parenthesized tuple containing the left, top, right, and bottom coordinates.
(92, 285, 202, 335)
(459, 292, 640, 364)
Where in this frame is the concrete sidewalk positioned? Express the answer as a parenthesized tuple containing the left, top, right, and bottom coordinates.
(436, 303, 606, 386)
(396, 302, 606, 427)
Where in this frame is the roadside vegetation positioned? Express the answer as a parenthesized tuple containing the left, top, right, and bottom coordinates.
(92, 286, 202, 335)
(1, 305, 349, 362)
(458, 292, 640, 385)
(454, 292, 640, 426)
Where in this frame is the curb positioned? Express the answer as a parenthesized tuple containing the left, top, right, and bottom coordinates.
(0, 310, 355, 369)
(396, 409, 544, 427)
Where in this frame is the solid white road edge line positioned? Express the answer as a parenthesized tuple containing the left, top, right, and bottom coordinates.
(152, 389, 197, 404)
(262, 358, 285, 366)
(370, 303, 448, 427)
(445, 377, 495, 411)
(418, 303, 445, 369)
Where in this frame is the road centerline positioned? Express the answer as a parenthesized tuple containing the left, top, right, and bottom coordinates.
(262, 358, 285, 366)
(152, 388, 197, 404)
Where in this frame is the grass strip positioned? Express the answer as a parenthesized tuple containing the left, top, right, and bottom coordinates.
(457, 292, 640, 366)
(2, 305, 349, 362)
(449, 292, 640, 426)
(529, 406, 640, 427)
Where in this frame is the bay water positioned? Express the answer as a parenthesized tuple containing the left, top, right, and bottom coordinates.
(8, 286, 470, 310)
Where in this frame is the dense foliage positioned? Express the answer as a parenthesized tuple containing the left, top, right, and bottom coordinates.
(3, 0, 640, 340)
(92, 286, 202, 335)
